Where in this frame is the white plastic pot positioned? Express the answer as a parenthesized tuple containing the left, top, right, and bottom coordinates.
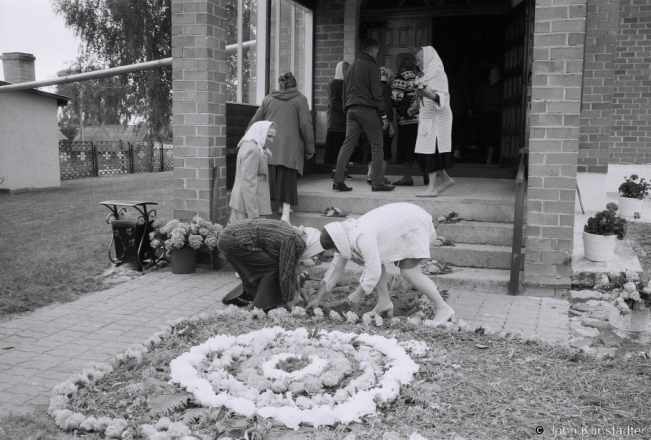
(618, 195, 643, 218)
(583, 231, 617, 262)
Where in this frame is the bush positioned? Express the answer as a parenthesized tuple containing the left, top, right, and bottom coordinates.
(584, 209, 626, 240)
(618, 174, 650, 199)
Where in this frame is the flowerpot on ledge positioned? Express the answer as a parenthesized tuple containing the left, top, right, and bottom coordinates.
(582, 231, 617, 262)
(618, 196, 643, 218)
(170, 247, 197, 274)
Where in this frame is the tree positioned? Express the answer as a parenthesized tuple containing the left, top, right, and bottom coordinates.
(52, 0, 172, 142)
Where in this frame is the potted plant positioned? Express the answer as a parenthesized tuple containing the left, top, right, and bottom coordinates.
(618, 174, 649, 218)
(582, 207, 626, 262)
(150, 215, 222, 274)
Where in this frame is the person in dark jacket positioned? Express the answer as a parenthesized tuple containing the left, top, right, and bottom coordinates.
(332, 38, 394, 192)
(364, 66, 395, 184)
(474, 65, 503, 165)
(248, 72, 315, 225)
(324, 61, 352, 180)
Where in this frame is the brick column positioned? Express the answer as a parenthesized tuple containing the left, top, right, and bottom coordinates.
(576, 0, 620, 210)
(343, 0, 363, 62)
(525, 0, 588, 289)
(171, 0, 228, 223)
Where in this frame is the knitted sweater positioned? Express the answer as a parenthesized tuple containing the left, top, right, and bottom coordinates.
(223, 219, 305, 301)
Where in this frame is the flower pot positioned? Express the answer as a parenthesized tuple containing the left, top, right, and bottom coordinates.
(629, 307, 650, 332)
(618, 195, 643, 218)
(170, 248, 197, 274)
(582, 231, 617, 262)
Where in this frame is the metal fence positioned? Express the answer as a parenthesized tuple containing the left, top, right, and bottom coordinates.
(58, 141, 173, 180)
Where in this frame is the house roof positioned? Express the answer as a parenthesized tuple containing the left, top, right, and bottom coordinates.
(0, 80, 70, 107)
(73, 125, 149, 142)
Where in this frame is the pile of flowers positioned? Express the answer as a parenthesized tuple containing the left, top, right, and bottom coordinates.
(149, 215, 222, 254)
(593, 270, 651, 314)
(170, 326, 419, 430)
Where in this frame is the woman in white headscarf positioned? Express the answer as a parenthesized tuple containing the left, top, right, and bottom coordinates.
(218, 219, 324, 311)
(229, 121, 276, 223)
(410, 46, 455, 197)
(324, 61, 352, 180)
(307, 203, 455, 326)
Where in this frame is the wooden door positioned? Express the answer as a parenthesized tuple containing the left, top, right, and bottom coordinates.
(500, 0, 531, 167)
(364, 19, 432, 72)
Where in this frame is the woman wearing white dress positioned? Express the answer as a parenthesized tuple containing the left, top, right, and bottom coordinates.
(307, 203, 455, 325)
(410, 46, 455, 197)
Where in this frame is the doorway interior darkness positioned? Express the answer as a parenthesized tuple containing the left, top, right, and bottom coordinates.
(361, 0, 531, 179)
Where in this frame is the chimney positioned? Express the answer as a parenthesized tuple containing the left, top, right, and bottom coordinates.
(1, 52, 36, 83)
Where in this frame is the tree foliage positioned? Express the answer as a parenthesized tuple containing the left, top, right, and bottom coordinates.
(52, 0, 172, 141)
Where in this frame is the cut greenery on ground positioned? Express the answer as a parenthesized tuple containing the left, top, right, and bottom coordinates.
(0, 172, 174, 317)
(4, 301, 650, 440)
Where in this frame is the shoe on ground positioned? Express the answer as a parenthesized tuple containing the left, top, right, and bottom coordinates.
(329, 174, 334, 181)
(371, 183, 395, 192)
(345, 174, 353, 181)
(333, 182, 353, 192)
(367, 176, 372, 185)
(222, 296, 251, 307)
(369, 177, 392, 185)
(392, 179, 414, 186)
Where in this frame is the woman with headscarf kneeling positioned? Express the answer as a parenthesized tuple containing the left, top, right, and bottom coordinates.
(307, 203, 455, 325)
(229, 121, 276, 223)
(218, 219, 324, 311)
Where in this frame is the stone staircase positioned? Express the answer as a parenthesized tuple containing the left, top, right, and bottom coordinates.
(289, 175, 525, 294)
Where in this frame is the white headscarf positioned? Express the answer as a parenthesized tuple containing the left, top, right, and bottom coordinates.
(334, 61, 347, 80)
(295, 226, 325, 260)
(420, 46, 445, 83)
(323, 220, 357, 260)
(238, 121, 275, 156)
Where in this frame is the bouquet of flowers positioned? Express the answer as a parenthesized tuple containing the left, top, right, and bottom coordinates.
(149, 215, 222, 254)
(614, 279, 651, 313)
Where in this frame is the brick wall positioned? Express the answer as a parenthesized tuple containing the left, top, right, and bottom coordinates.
(171, 0, 228, 223)
(577, 0, 620, 173)
(525, 0, 587, 288)
(314, 0, 346, 112)
(610, 0, 651, 165)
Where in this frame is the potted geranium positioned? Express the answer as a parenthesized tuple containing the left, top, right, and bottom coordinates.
(614, 278, 651, 332)
(150, 215, 222, 274)
(582, 207, 626, 262)
(618, 174, 649, 217)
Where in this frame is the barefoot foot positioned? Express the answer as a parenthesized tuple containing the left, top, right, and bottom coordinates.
(431, 306, 456, 326)
(415, 189, 439, 197)
(435, 179, 455, 195)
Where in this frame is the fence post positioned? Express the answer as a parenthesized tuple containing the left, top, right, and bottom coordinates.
(91, 142, 98, 177)
(160, 143, 165, 172)
(128, 142, 134, 173)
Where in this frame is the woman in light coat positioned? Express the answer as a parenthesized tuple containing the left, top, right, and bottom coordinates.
(248, 72, 315, 225)
(307, 203, 455, 326)
(411, 46, 455, 197)
(228, 121, 276, 223)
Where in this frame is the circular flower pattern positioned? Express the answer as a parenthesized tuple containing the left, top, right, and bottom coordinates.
(170, 327, 419, 430)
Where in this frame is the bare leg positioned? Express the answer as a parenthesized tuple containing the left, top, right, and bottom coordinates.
(400, 259, 455, 324)
(435, 169, 455, 194)
(371, 265, 393, 316)
(416, 171, 439, 197)
(280, 203, 292, 225)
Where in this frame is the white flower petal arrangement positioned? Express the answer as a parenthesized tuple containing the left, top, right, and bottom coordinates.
(46, 302, 560, 439)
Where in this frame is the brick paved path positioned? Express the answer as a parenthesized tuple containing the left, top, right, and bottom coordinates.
(0, 269, 569, 418)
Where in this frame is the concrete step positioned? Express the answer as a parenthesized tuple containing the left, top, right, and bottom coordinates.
(322, 261, 521, 295)
(295, 175, 519, 223)
(288, 213, 521, 247)
(431, 243, 524, 270)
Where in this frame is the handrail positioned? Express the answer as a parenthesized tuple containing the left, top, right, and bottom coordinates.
(509, 147, 528, 295)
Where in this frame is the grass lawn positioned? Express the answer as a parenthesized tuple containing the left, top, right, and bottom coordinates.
(0, 172, 174, 318)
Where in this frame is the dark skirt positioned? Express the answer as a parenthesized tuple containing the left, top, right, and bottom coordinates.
(396, 123, 426, 170)
(269, 164, 298, 206)
(361, 130, 393, 162)
(423, 140, 453, 173)
(324, 130, 346, 165)
(217, 232, 284, 311)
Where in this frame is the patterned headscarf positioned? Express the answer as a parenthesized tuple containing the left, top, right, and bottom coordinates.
(323, 220, 357, 260)
(279, 72, 297, 90)
(334, 61, 348, 80)
(238, 121, 275, 157)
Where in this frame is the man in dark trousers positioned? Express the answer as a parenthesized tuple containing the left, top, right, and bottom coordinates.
(333, 38, 395, 192)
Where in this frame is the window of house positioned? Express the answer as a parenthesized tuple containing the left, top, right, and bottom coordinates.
(226, 0, 313, 108)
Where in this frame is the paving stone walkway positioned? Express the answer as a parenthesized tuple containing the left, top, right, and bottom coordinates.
(0, 269, 570, 418)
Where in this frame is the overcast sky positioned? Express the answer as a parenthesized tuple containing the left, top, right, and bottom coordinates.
(0, 0, 79, 82)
